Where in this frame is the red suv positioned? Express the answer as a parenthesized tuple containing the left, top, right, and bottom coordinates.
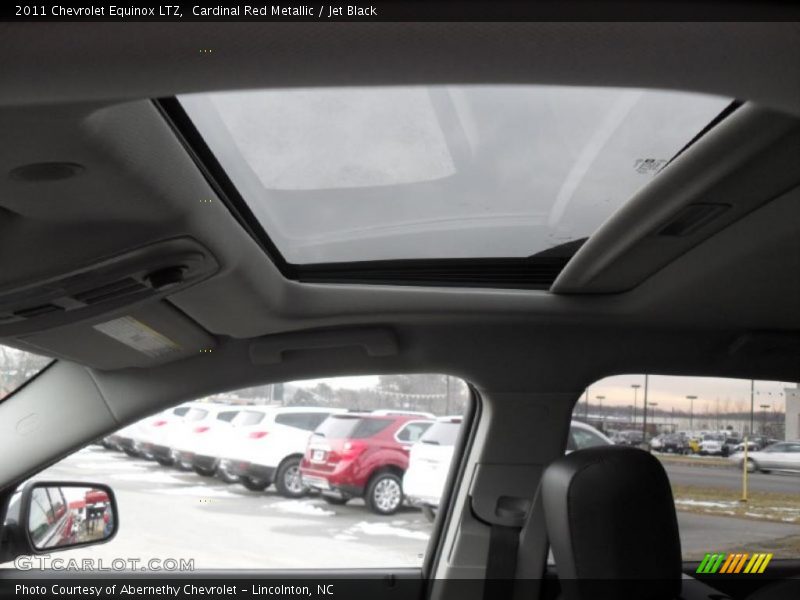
(300, 413, 433, 515)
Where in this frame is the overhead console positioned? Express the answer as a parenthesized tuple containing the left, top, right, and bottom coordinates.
(0, 236, 218, 339)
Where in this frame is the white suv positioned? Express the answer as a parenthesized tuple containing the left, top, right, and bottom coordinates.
(405, 419, 611, 521)
(218, 406, 345, 497)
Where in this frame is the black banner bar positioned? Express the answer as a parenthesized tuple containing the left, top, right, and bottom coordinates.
(3, 1, 800, 22)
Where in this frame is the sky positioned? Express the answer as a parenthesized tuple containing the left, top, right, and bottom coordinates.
(292, 375, 381, 390)
(284, 373, 796, 415)
(585, 374, 795, 413)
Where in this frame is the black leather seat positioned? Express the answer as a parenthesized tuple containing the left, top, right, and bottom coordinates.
(541, 445, 729, 600)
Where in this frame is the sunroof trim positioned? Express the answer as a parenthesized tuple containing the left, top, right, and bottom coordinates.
(159, 85, 734, 289)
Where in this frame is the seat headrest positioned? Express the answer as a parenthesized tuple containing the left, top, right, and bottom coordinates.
(542, 445, 682, 598)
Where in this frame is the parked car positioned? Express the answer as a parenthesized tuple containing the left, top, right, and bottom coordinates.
(170, 405, 243, 474)
(102, 418, 151, 456)
(653, 433, 691, 454)
(731, 441, 800, 474)
(134, 402, 213, 466)
(699, 434, 726, 456)
(721, 436, 742, 457)
(300, 413, 433, 514)
(218, 407, 345, 496)
(404, 418, 611, 522)
(733, 439, 760, 453)
(28, 487, 72, 550)
(566, 421, 614, 452)
(611, 430, 645, 446)
(403, 416, 463, 521)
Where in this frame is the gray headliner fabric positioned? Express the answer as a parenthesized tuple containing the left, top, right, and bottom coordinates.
(0, 23, 798, 114)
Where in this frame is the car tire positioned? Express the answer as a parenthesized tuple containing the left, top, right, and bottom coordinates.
(275, 457, 308, 498)
(421, 505, 437, 523)
(366, 472, 404, 516)
(216, 466, 240, 484)
(193, 465, 216, 477)
(322, 495, 349, 506)
(745, 459, 759, 473)
(123, 447, 140, 458)
(241, 476, 269, 492)
(155, 456, 174, 467)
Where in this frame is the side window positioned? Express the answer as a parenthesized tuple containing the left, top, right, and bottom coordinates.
(274, 413, 311, 430)
(232, 410, 265, 426)
(575, 374, 797, 564)
(396, 421, 433, 443)
(21, 374, 470, 570)
(216, 410, 239, 423)
(352, 418, 393, 439)
(304, 412, 331, 431)
(183, 408, 208, 422)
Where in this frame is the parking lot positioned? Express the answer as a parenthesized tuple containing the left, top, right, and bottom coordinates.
(34, 445, 431, 570)
(21, 443, 800, 569)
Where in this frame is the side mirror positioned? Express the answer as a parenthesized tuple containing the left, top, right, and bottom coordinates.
(1, 481, 118, 561)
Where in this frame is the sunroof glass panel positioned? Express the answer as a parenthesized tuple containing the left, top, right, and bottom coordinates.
(179, 86, 730, 265)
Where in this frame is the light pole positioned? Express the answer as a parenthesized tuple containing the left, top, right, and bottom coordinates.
(596, 396, 605, 429)
(445, 375, 451, 415)
(641, 375, 650, 447)
(631, 384, 641, 425)
(750, 379, 755, 436)
(650, 402, 659, 434)
(760, 404, 770, 435)
(686, 395, 697, 432)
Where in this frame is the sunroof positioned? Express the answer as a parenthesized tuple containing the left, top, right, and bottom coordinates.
(177, 86, 730, 269)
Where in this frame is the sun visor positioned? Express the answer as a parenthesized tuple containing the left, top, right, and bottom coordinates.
(10, 300, 216, 370)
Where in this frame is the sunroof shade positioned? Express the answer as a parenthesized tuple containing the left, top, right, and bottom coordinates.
(178, 86, 730, 265)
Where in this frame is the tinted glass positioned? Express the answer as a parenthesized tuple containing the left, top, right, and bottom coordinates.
(183, 408, 209, 422)
(579, 375, 798, 562)
(396, 422, 432, 442)
(180, 86, 730, 265)
(351, 418, 393, 439)
(231, 410, 266, 426)
(0, 345, 51, 402)
(420, 421, 461, 446)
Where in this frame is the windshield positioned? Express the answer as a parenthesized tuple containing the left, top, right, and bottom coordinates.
(0, 345, 51, 402)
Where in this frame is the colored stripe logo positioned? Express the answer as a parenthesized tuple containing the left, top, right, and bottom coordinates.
(696, 552, 772, 574)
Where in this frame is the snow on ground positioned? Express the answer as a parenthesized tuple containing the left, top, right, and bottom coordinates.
(344, 521, 430, 541)
(675, 499, 735, 508)
(270, 500, 335, 517)
(110, 471, 189, 484)
(155, 485, 241, 498)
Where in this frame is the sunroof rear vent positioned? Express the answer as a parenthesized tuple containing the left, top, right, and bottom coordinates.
(73, 277, 149, 305)
(657, 203, 730, 237)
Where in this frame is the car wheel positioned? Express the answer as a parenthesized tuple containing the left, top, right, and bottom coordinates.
(745, 458, 759, 473)
(421, 505, 437, 523)
(193, 465, 216, 477)
(241, 476, 269, 492)
(216, 466, 240, 484)
(366, 472, 404, 515)
(155, 456, 174, 466)
(123, 447, 140, 458)
(275, 457, 308, 498)
(322, 495, 349, 506)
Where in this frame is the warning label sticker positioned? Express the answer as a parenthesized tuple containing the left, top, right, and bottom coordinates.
(93, 316, 181, 358)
